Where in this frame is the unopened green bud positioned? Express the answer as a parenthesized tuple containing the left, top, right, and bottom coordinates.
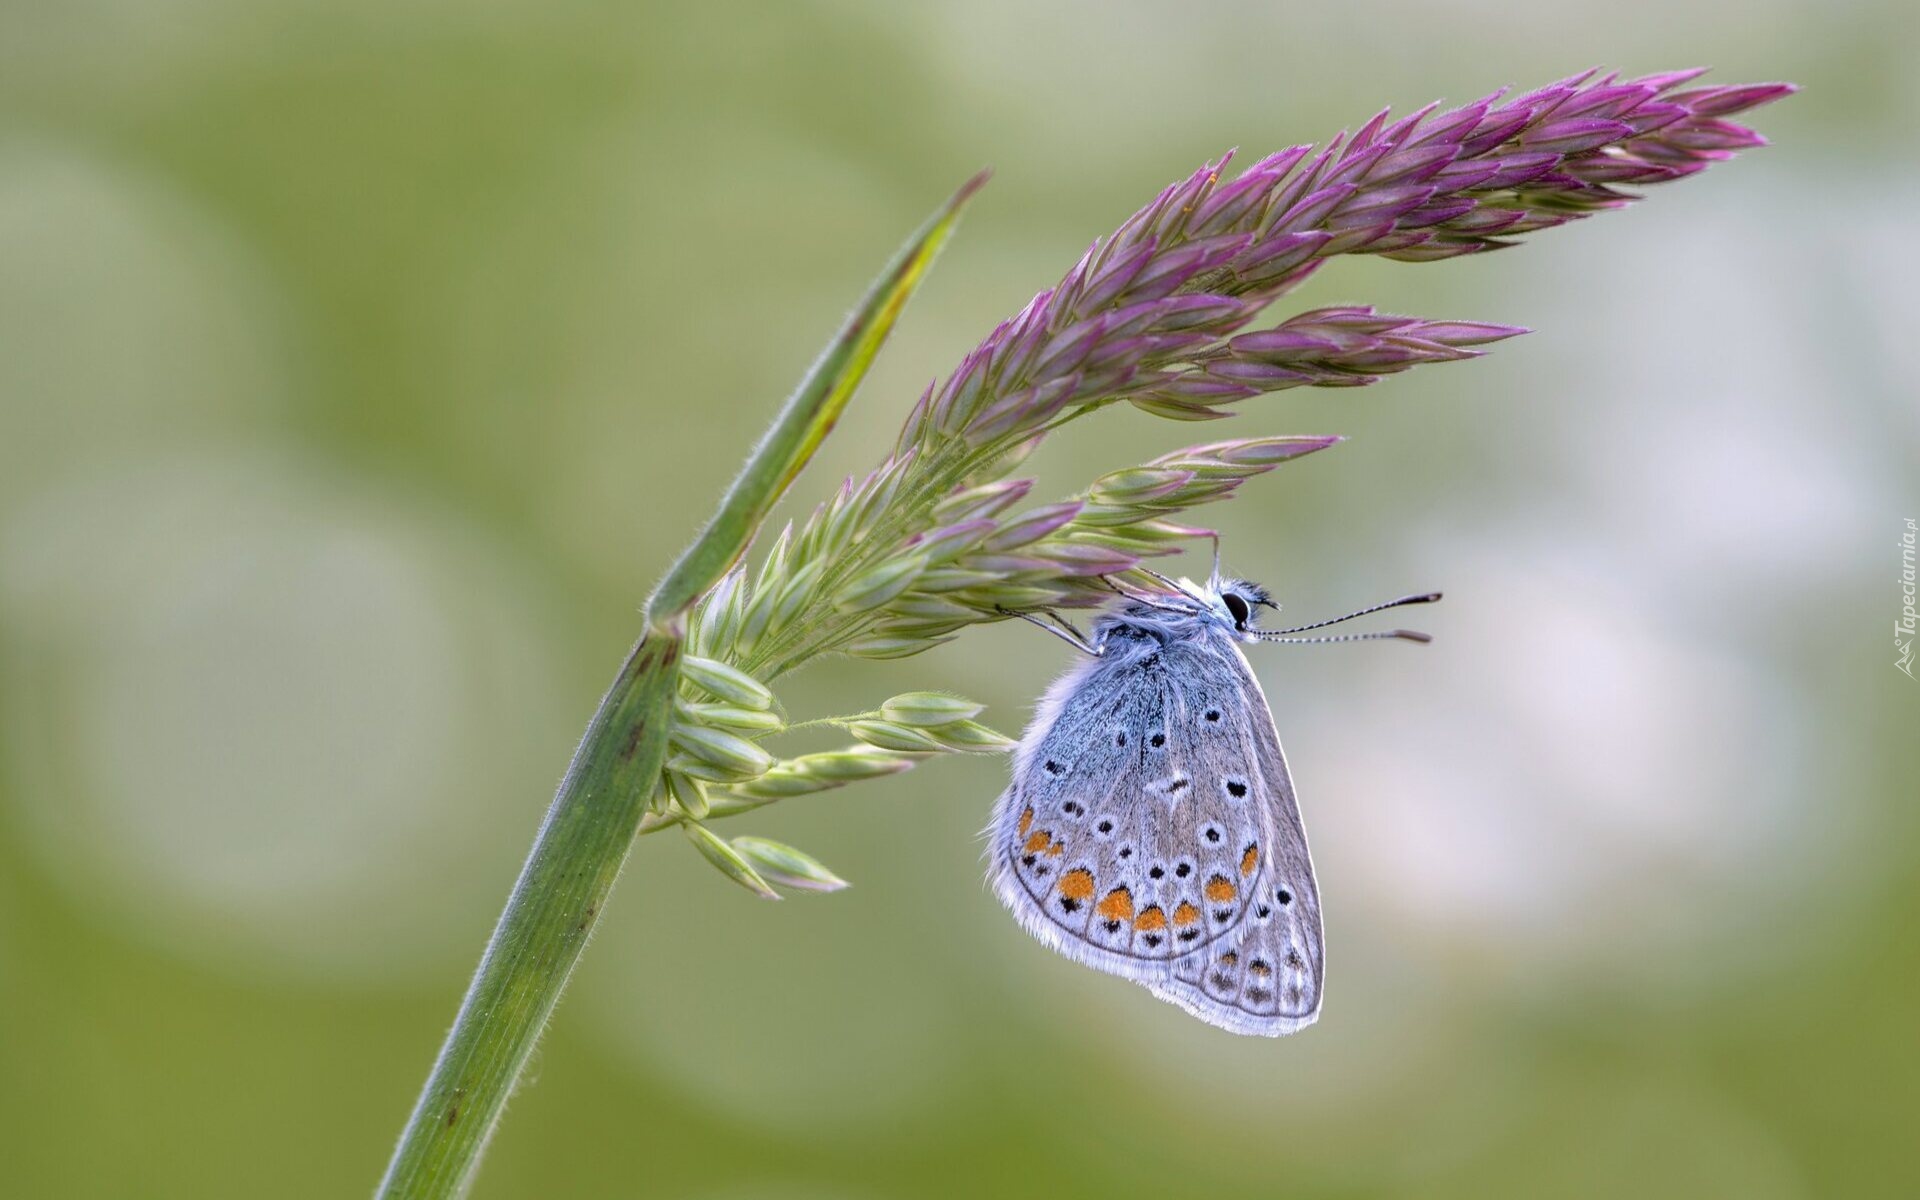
(683, 822, 780, 899)
(683, 702, 785, 735)
(881, 692, 985, 727)
(834, 554, 927, 613)
(793, 748, 918, 782)
(665, 769, 710, 818)
(913, 566, 1001, 593)
(771, 558, 827, 629)
(680, 656, 774, 709)
(845, 634, 950, 660)
(670, 723, 774, 778)
(931, 478, 1033, 523)
(928, 720, 1018, 752)
(1091, 466, 1194, 505)
(667, 753, 759, 785)
(961, 582, 1067, 610)
(887, 593, 978, 622)
(727, 766, 830, 799)
(731, 837, 850, 893)
(848, 719, 947, 753)
(704, 793, 779, 819)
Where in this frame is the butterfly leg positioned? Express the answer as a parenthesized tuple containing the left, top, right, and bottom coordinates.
(995, 606, 1102, 657)
(1099, 573, 1200, 615)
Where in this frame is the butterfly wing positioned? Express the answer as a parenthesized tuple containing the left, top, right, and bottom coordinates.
(1145, 638, 1324, 1036)
(988, 634, 1275, 981)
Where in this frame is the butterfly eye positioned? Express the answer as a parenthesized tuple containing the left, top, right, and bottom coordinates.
(1223, 591, 1251, 628)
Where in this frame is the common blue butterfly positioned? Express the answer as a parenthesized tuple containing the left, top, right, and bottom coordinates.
(988, 563, 1437, 1035)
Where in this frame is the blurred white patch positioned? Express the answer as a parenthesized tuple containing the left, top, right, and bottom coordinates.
(0, 449, 572, 984)
(1400, 1069, 1809, 1198)
(0, 138, 289, 508)
(578, 820, 967, 1135)
(435, 113, 901, 597)
(1835, 170, 1920, 449)
(1516, 164, 1898, 586)
(898, 1, 1822, 166)
(0, 0, 548, 102)
(1317, 545, 1810, 975)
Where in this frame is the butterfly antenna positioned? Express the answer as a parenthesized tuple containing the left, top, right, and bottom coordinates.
(1258, 629, 1433, 645)
(1264, 592, 1441, 636)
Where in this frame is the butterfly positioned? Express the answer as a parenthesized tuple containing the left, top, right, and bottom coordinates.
(987, 563, 1437, 1036)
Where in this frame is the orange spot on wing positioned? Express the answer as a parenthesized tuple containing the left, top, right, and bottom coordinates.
(1205, 875, 1237, 903)
(1018, 807, 1033, 837)
(1045, 840, 1064, 857)
(1095, 888, 1134, 922)
(1058, 868, 1095, 901)
(1133, 905, 1166, 932)
(1173, 901, 1200, 927)
(1024, 830, 1049, 854)
(1239, 844, 1259, 877)
(1220, 951, 1238, 966)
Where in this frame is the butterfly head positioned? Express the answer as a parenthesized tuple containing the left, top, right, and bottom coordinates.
(1123, 569, 1438, 647)
(1215, 578, 1279, 636)
(1157, 574, 1278, 642)
(1096, 563, 1437, 648)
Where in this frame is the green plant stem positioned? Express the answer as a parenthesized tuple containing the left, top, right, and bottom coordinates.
(375, 174, 983, 1199)
(375, 631, 682, 1198)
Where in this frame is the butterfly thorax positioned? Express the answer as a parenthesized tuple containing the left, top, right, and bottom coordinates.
(1091, 606, 1220, 650)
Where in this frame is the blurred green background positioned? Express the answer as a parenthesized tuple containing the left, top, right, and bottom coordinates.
(3, 2, 1916, 1196)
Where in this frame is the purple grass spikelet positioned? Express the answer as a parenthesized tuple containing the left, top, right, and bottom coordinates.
(651, 68, 1791, 892)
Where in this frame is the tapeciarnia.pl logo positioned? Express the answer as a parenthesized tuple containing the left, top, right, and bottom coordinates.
(1899, 518, 1917, 679)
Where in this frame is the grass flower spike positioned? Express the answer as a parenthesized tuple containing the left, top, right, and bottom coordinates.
(652, 68, 1793, 884)
(379, 68, 1790, 1198)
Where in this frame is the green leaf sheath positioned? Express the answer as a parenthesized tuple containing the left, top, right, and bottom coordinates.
(375, 632, 682, 1198)
(376, 175, 984, 1199)
(646, 170, 989, 625)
